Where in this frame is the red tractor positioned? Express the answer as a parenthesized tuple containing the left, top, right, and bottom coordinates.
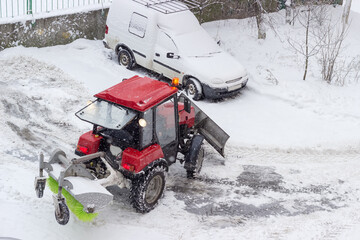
(35, 75, 228, 224)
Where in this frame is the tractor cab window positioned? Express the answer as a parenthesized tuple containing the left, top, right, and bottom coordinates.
(155, 98, 176, 147)
(140, 109, 154, 149)
(75, 99, 136, 130)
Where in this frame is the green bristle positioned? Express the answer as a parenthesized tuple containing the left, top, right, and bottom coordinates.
(47, 177, 98, 222)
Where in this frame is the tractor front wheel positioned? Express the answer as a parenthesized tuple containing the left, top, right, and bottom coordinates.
(55, 202, 70, 225)
(186, 146, 204, 179)
(130, 166, 166, 213)
(35, 187, 44, 198)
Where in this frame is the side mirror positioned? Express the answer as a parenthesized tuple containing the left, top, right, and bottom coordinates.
(184, 98, 191, 113)
(167, 52, 180, 59)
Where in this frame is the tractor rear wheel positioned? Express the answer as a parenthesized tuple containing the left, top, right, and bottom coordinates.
(130, 166, 166, 213)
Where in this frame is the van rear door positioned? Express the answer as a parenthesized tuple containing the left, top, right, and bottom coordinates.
(127, 12, 151, 66)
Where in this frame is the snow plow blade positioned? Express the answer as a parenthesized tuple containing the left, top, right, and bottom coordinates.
(34, 149, 113, 224)
(194, 111, 229, 157)
(184, 95, 229, 157)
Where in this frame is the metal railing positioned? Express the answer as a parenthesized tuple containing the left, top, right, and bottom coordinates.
(133, 0, 202, 14)
(0, 0, 111, 19)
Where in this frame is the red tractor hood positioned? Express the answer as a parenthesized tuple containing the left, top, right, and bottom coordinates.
(95, 76, 178, 112)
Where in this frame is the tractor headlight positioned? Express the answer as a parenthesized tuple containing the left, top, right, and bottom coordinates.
(139, 118, 147, 127)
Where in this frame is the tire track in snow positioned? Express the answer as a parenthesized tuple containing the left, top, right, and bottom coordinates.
(319, 206, 360, 240)
(264, 205, 360, 240)
(168, 143, 360, 235)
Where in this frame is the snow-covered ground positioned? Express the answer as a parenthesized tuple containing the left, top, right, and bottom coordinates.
(1, 5, 360, 240)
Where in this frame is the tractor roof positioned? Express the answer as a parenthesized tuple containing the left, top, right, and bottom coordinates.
(94, 76, 178, 112)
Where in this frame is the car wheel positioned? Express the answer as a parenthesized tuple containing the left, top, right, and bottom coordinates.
(118, 49, 135, 70)
(186, 78, 203, 101)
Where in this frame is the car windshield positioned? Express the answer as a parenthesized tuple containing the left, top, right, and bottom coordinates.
(158, 11, 221, 57)
(158, 10, 200, 35)
(75, 100, 137, 130)
(173, 29, 221, 57)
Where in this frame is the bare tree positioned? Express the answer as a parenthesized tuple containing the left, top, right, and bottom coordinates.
(342, 0, 352, 25)
(317, 22, 348, 84)
(254, 0, 266, 39)
(298, 2, 359, 86)
(287, 3, 323, 80)
(330, 56, 360, 86)
(194, 0, 225, 23)
(285, 0, 292, 24)
(313, 4, 357, 85)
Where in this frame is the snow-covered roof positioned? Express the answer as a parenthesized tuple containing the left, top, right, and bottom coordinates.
(94, 76, 178, 112)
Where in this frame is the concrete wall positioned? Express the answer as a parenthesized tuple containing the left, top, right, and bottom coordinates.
(0, 8, 109, 51)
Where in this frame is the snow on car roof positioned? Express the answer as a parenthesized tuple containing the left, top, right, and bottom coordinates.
(94, 76, 178, 112)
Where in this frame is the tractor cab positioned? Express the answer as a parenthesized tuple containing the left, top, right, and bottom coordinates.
(74, 76, 190, 173)
(75, 91, 183, 166)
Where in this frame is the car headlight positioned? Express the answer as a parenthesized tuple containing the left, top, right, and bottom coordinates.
(226, 75, 248, 84)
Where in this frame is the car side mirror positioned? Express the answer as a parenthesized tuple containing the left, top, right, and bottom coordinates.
(184, 98, 191, 113)
(167, 52, 180, 59)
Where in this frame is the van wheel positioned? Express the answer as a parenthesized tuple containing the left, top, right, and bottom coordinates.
(186, 79, 203, 101)
(118, 49, 135, 70)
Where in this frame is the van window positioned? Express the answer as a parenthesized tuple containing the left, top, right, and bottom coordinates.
(158, 31, 177, 53)
(128, 13, 148, 38)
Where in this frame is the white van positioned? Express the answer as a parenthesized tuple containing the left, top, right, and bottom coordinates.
(104, 0, 248, 100)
